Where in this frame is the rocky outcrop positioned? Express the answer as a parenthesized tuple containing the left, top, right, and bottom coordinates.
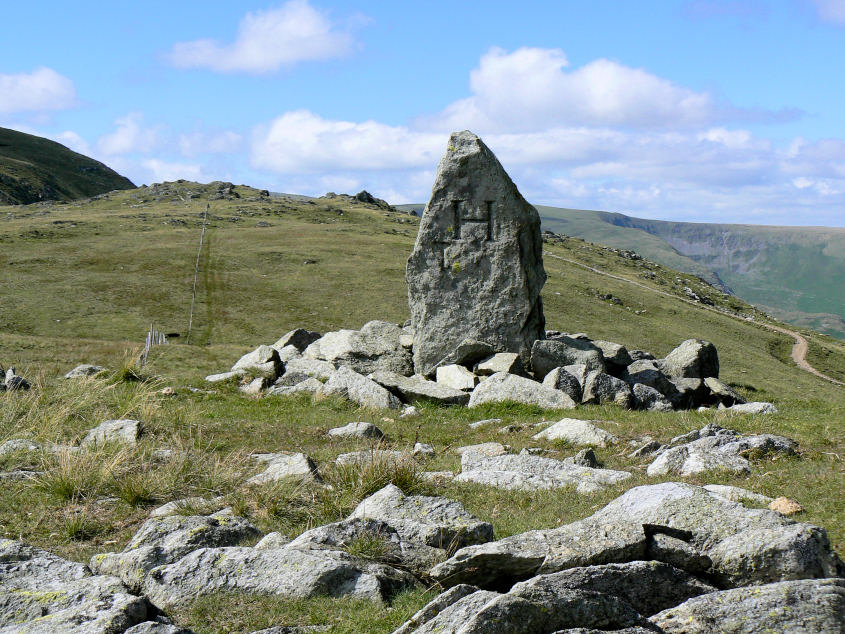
(1, 539, 148, 632)
(530, 338, 605, 379)
(658, 339, 719, 379)
(368, 371, 470, 406)
(304, 321, 412, 376)
(532, 418, 618, 447)
(406, 131, 545, 376)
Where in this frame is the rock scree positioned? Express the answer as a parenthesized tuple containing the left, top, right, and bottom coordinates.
(406, 130, 546, 376)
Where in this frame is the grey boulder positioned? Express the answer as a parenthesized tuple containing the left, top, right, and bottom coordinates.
(231, 345, 283, 379)
(317, 366, 402, 409)
(530, 338, 605, 380)
(532, 418, 618, 448)
(90, 510, 261, 591)
(272, 328, 321, 352)
(81, 419, 142, 448)
(581, 371, 634, 408)
(327, 421, 384, 440)
(406, 131, 546, 376)
(651, 578, 845, 633)
(454, 451, 631, 494)
(368, 370, 470, 406)
(658, 339, 719, 379)
(0, 539, 147, 633)
(540, 367, 583, 403)
(304, 321, 412, 376)
(468, 372, 576, 409)
(64, 364, 108, 379)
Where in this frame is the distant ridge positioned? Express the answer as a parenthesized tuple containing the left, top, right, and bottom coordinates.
(0, 127, 134, 204)
(398, 203, 845, 340)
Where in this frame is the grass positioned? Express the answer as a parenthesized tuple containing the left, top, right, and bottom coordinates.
(0, 181, 842, 632)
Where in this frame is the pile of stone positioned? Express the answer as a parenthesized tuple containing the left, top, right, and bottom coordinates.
(206, 323, 771, 416)
(3, 482, 842, 632)
(0, 364, 30, 391)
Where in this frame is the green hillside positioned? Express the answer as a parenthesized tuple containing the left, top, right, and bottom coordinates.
(538, 206, 845, 340)
(1, 183, 843, 632)
(0, 126, 134, 204)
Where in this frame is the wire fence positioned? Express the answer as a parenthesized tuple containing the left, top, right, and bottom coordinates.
(186, 202, 210, 345)
(139, 323, 168, 366)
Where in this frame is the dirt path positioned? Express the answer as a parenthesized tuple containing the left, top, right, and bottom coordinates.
(546, 252, 845, 387)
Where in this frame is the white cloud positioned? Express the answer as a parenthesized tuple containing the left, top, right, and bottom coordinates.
(0, 67, 76, 115)
(811, 0, 845, 25)
(141, 159, 204, 183)
(53, 130, 91, 156)
(424, 47, 731, 133)
(97, 113, 162, 156)
(251, 110, 442, 172)
(178, 130, 243, 157)
(167, 0, 356, 73)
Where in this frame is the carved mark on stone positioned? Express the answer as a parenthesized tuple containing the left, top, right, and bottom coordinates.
(451, 199, 494, 242)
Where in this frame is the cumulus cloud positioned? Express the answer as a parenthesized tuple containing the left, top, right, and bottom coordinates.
(811, 0, 845, 25)
(250, 110, 442, 172)
(178, 130, 243, 157)
(167, 0, 356, 73)
(422, 47, 794, 133)
(0, 67, 76, 115)
(98, 113, 163, 156)
(141, 159, 204, 183)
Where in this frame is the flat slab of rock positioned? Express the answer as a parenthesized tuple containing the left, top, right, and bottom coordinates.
(247, 453, 321, 485)
(327, 421, 384, 439)
(651, 578, 845, 633)
(303, 321, 412, 376)
(368, 371, 470, 406)
(474, 352, 524, 376)
(455, 452, 631, 494)
(348, 484, 493, 550)
(703, 484, 773, 506)
(282, 357, 336, 381)
(532, 418, 618, 447)
(335, 449, 409, 467)
(1, 539, 148, 631)
(266, 377, 323, 396)
(142, 544, 416, 611)
(468, 372, 576, 409)
(205, 370, 243, 383)
(317, 366, 402, 410)
(727, 401, 777, 414)
(406, 131, 546, 376)
(81, 419, 142, 448)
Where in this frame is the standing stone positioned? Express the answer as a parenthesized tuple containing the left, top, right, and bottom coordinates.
(407, 131, 546, 376)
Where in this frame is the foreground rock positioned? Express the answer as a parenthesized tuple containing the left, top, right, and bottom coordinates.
(91, 510, 261, 592)
(397, 561, 716, 633)
(530, 338, 605, 379)
(1, 539, 148, 632)
(406, 131, 546, 376)
(659, 338, 719, 379)
(651, 578, 845, 633)
(327, 422, 384, 440)
(430, 482, 843, 590)
(468, 372, 576, 409)
(142, 544, 416, 611)
(454, 451, 631, 494)
(348, 484, 493, 552)
(231, 345, 283, 379)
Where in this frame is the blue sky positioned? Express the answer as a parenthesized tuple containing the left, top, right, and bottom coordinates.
(2, 0, 844, 226)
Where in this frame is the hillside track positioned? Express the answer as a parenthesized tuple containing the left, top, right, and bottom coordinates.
(546, 253, 845, 387)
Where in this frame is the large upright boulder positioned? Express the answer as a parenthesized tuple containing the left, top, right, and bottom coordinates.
(407, 131, 546, 376)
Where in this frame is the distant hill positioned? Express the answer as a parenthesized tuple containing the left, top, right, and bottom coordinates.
(0, 127, 134, 204)
(397, 203, 845, 340)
